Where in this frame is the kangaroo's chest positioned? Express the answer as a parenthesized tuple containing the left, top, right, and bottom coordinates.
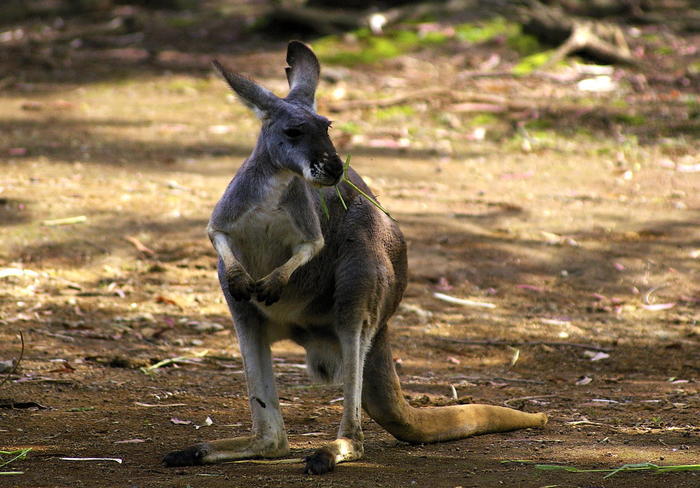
(231, 204, 302, 279)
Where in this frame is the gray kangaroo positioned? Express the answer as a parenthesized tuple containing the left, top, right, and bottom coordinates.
(163, 41, 547, 475)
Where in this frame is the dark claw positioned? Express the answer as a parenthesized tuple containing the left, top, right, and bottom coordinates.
(303, 448, 336, 475)
(163, 445, 206, 467)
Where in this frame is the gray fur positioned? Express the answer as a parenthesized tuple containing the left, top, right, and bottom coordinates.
(164, 42, 547, 473)
(164, 41, 407, 474)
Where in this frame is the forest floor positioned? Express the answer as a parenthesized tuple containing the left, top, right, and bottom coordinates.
(0, 3, 698, 487)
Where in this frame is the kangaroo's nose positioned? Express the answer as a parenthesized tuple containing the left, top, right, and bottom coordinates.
(328, 157, 344, 181)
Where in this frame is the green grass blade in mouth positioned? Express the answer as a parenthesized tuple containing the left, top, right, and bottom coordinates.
(318, 188, 330, 219)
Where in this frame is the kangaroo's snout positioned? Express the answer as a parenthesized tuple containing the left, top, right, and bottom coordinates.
(325, 154, 344, 184)
(313, 152, 343, 186)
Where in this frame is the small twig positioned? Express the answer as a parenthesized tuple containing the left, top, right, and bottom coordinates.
(436, 337, 612, 352)
(124, 236, 156, 256)
(433, 292, 496, 309)
(505, 438, 564, 443)
(449, 374, 545, 385)
(59, 457, 122, 464)
(503, 394, 561, 407)
(226, 457, 304, 465)
(29, 328, 76, 342)
(41, 215, 87, 226)
(140, 350, 209, 374)
(643, 284, 668, 305)
(328, 87, 452, 112)
(0, 331, 24, 390)
(133, 402, 187, 408)
(504, 394, 559, 407)
(457, 70, 587, 84)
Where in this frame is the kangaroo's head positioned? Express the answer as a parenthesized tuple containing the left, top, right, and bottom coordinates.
(213, 41, 344, 187)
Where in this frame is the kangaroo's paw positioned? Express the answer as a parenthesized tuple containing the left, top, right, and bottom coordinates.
(163, 443, 208, 467)
(303, 437, 363, 475)
(304, 447, 335, 474)
(163, 436, 289, 467)
(225, 268, 255, 302)
(254, 270, 287, 306)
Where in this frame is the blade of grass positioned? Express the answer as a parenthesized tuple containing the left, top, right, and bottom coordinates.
(140, 350, 209, 375)
(341, 154, 396, 221)
(342, 178, 396, 221)
(318, 189, 330, 219)
(335, 185, 348, 211)
(0, 448, 31, 469)
(603, 463, 700, 478)
(319, 154, 395, 221)
(535, 464, 608, 473)
(342, 154, 352, 176)
(656, 464, 700, 473)
(532, 462, 700, 478)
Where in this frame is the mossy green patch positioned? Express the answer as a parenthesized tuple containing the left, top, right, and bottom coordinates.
(455, 17, 516, 43)
(374, 105, 416, 121)
(655, 46, 674, 55)
(610, 99, 630, 109)
(512, 50, 556, 75)
(313, 31, 403, 65)
(507, 32, 542, 56)
(467, 113, 500, 126)
(166, 15, 198, 29)
(312, 17, 523, 66)
(524, 119, 554, 130)
(613, 113, 647, 126)
(336, 121, 362, 135)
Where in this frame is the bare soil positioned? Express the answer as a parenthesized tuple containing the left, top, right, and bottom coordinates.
(1, 6, 698, 488)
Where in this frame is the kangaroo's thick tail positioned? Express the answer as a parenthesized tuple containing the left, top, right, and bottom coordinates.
(362, 328, 547, 443)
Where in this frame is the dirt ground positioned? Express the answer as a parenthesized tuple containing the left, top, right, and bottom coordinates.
(1, 4, 699, 487)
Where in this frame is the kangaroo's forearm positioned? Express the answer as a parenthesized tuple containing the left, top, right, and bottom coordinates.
(209, 229, 243, 272)
(274, 237, 324, 281)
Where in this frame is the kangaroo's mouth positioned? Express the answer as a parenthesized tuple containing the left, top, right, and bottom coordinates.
(307, 159, 343, 187)
(311, 173, 342, 187)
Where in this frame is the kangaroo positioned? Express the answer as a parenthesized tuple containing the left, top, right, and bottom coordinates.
(163, 41, 547, 475)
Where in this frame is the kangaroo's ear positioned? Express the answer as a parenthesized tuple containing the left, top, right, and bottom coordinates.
(284, 41, 320, 109)
(212, 59, 278, 119)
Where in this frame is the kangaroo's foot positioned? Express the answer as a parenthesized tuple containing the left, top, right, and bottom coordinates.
(303, 437, 364, 475)
(163, 435, 289, 467)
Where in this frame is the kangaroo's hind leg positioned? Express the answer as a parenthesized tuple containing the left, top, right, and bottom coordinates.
(163, 264, 289, 466)
(303, 311, 368, 474)
(303, 235, 390, 474)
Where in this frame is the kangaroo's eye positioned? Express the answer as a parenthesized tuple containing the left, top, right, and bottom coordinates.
(284, 128, 303, 139)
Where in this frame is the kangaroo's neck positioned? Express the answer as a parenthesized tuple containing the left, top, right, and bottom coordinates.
(243, 148, 296, 207)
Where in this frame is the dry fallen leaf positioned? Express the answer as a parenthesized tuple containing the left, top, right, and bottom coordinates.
(584, 351, 610, 362)
(155, 295, 183, 308)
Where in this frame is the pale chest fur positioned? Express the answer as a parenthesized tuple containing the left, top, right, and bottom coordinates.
(228, 174, 305, 281)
